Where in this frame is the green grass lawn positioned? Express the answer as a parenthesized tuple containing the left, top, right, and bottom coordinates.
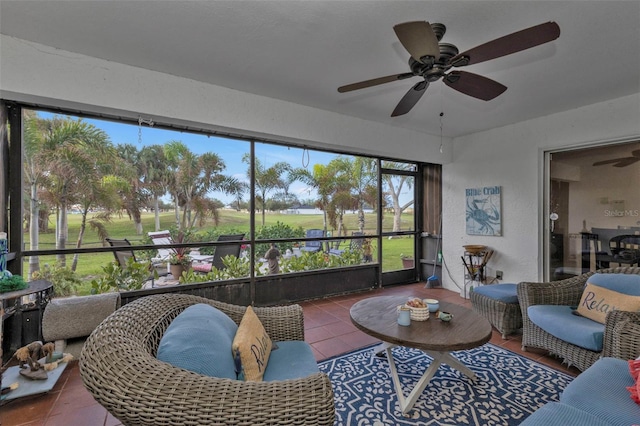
(26, 209, 415, 294)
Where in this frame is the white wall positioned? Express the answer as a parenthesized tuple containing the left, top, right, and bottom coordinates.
(565, 163, 640, 233)
(0, 35, 450, 162)
(2, 34, 639, 290)
(443, 94, 640, 293)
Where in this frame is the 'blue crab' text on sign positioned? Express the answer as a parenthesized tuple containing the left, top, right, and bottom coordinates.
(466, 186, 502, 236)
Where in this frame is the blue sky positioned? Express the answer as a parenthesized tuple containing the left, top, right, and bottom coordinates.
(38, 111, 338, 204)
(35, 111, 415, 207)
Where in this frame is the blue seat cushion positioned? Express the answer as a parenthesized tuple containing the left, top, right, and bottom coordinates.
(473, 283, 519, 304)
(587, 273, 640, 295)
(262, 341, 320, 381)
(560, 357, 640, 426)
(519, 402, 613, 426)
(157, 304, 238, 379)
(528, 305, 604, 351)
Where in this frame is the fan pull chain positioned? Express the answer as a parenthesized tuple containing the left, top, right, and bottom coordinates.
(439, 111, 444, 154)
(302, 148, 310, 168)
(138, 116, 155, 144)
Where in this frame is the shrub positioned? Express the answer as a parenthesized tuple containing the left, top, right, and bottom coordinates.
(90, 258, 154, 294)
(32, 264, 81, 297)
(254, 222, 305, 257)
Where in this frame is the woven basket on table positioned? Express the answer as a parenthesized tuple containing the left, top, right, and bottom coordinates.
(399, 304, 430, 321)
(409, 306, 430, 321)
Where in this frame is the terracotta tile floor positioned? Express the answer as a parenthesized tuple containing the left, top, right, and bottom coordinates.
(1, 283, 580, 426)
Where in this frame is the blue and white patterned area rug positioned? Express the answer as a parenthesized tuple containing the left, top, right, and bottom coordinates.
(317, 343, 574, 426)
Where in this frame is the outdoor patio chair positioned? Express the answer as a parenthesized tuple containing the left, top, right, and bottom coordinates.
(329, 231, 365, 256)
(302, 229, 324, 253)
(191, 233, 245, 273)
(148, 230, 214, 264)
(105, 237, 136, 267)
(105, 237, 167, 283)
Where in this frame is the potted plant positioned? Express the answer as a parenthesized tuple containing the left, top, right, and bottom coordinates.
(168, 231, 192, 278)
(400, 253, 414, 269)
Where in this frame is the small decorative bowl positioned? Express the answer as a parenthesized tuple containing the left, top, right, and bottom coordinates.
(437, 311, 453, 322)
(424, 298, 439, 312)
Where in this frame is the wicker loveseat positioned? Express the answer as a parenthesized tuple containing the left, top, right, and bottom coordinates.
(518, 266, 640, 372)
(79, 293, 335, 425)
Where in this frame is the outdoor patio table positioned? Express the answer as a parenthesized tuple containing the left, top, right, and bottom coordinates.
(350, 295, 492, 414)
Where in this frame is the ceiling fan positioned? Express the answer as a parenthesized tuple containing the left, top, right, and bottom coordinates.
(593, 149, 640, 168)
(337, 21, 560, 117)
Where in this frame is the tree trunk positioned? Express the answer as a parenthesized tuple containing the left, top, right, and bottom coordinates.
(391, 192, 402, 232)
(71, 209, 89, 271)
(39, 209, 49, 233)
(29, 183, 40, 276)
(393, 210, 402, 232)
(154, 196, 160, 231)
(174, 197, 180, 228)
(56, 203, 68, 266)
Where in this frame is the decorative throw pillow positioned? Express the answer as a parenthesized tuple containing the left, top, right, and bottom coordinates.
(628, 357, 640, 404)
(232, 306, 273, 381)
(157, 304, 238, 379)
(576, 283, 640, 324)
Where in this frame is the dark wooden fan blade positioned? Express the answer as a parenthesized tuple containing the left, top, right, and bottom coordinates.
(593, 158, 627, 166)
(632, 149, 640, 158)
(391, 80, 428, 117)
(448, 21, 560, 67)
(338, 72, 415, 93)
(443, 71, 507, 101)
(393, 21, 440, 63)
(613, 157, 640, 168)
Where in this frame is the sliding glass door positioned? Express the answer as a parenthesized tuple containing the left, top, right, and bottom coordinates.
(546, 140, 640, 281)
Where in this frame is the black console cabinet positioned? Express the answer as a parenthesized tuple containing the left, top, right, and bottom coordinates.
(1, 280, 53, 363)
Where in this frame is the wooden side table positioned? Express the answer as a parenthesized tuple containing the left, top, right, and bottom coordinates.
(1, 280, 53, 363)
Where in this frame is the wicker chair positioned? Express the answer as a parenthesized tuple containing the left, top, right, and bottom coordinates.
(470, 286, 522, 339)
(79, 294, 335, 426)
(518, 266, 640, 372)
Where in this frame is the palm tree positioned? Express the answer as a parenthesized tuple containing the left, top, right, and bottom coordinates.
(324, 157, 357, 241)
(116, 144, 148, 235)
(23, 111, 55, 274)
(70, 173, 127, 271)
(165, 141, 239, 229)
(242, 154, 290, 226)
(292, 164, 334, 233)
(139, 144, 170, 231)
(35, 116, 114, 267)
(350, 157, 378, 232)
(272, 172, 300, 211)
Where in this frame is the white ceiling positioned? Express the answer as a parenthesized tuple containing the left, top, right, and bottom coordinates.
(1, 1, 639, 138)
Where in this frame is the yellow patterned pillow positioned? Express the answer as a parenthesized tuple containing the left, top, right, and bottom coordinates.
(232, 306, 273, 381)
(577, 283, 640, 324)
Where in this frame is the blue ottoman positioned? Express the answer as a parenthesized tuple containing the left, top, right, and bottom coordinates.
(470, 283, 522, 339)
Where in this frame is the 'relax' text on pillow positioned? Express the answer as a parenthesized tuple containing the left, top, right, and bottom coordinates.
(232, 305, 273, 381)
(577, 282, 640, 324)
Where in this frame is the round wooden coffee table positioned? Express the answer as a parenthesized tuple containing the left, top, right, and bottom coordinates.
(350, 295, 492, 414)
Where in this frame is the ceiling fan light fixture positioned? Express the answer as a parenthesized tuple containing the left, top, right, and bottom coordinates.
(338, 20, 560, 115)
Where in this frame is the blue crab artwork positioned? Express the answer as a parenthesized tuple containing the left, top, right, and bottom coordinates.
(465, 187, 502, 235)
